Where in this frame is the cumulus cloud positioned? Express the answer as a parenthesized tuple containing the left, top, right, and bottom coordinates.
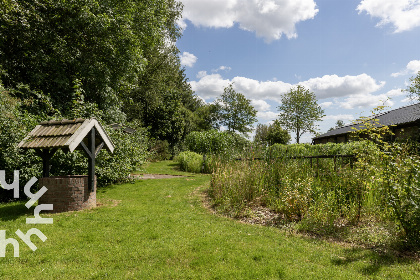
(386, 88, 405, 97)
(339, 93, 393, 110)
(357, 0, 420, 33)
(180, 52, 197, 67)
(190, 71, 387, 106)
(212, 66, 232, 73)
(251, 99, 271, 112)
(189, 73, 231, 99)
(323, 114, 354, 121)
(190, 72, 293, 101)
(320, 102, 333, 108)
(257, 111, 278, 121)
(299, 74, 385, 99)
(391, 60, 420, 77)
(180, 0, 318, 42)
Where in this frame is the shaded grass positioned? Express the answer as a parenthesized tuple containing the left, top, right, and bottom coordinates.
(0, 161, 419, 279)
(133, 160, 194, 176)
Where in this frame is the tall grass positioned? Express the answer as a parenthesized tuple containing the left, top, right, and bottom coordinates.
(209, 141, 420, 247)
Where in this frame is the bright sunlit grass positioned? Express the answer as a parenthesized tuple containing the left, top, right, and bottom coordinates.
(0, 161, 418, 279)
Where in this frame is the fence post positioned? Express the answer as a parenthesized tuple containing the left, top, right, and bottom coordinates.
(202, 154, 207, 173)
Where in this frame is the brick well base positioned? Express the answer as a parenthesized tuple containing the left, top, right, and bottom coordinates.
(39, 175, 96, 213)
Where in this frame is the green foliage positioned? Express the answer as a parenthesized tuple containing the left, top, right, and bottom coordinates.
(209, 135, 420, 247)
(215, 83, 257, 135)
(328, 120, 345, 132)
(176, 151, 203, 173)
(0, 86, 43, 202)
(185, 130, 249, 157)
(149, 140, 172, 161)
(404, 71, 420, 102)
(277, 85, 325, 143)
(254, 123, 269, 145)
(254, 121, 291, 146)
(266, 119, 291, 145)
(95, 127, 150, 186)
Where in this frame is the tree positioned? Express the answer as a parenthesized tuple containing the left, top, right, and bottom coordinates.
(254, 124, 269, 145)
(266, 120, 291, 145)
(254, 121, 290, 145)
(405, 71, 420, 102)
(327, 120, 345, 132)
(0, 0, 184, 123)
(216, 84, 257, 135)
(277, 85, 324, 143)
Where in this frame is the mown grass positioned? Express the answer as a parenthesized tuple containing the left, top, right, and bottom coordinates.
(0, 161, 419, 279)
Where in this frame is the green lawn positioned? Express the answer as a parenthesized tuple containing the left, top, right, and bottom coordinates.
(0, 161, 419, 279)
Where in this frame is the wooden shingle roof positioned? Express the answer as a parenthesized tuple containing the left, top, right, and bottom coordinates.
(18, 118, 114, 153)
(314, 103, 420, 140)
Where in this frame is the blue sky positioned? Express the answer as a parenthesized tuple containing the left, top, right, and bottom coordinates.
(176, 0, 420, 143)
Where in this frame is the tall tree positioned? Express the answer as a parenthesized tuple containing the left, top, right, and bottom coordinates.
(277, 85, 324, 143)
(266, 120, 291, 145)
(216, 84, 257, 135)
(254, 123, 269, 145)
(327, 120, 345, 132)
(405, 71, 420, 102)
(0, 0, 184, 123)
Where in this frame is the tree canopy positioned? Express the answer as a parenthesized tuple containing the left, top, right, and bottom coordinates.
(0, 0, 187, 124)
(254, 121, 290, 146)
(277, 85, 324, 143)
(215, 84, 257, 135)
(405, 71, 420, 102)
(327, 120, 345, 132)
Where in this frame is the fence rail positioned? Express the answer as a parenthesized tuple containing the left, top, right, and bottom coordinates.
(235, 154, 356, 172)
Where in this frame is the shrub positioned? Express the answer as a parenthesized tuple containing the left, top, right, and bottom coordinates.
(176, 151, 203, 173)
(185, 130, 249, 158)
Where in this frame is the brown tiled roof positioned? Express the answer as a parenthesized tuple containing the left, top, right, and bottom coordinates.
(18, 118, 114, 153)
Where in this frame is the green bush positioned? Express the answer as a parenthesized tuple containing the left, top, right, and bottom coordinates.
(176, 151, 203, 173)
(185, 130, 249, 158)
(0, 87, 43, 202)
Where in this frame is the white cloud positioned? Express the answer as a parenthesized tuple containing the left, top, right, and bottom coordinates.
(357, 0, 420, 33)
(191, 72, 387, 105)
(320, 102, 333, 108)
(212, 66, 232, 73)
(180, 0, 318, 42)
(386, 88, 404, 97)
(257, 111, 278, 121)
(339, 93, 393, 110)
(299, 74, 385, 99)
(391, 60, 420, 77)
(180, 52, 197, 67)
(323, 114, 354, 121)
(189, 73, 230, 99)
(190, 72, 293, 101)
(251, 99, 271, 112)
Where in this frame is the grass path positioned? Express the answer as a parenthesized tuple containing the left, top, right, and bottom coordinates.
(0, 161, 419, 279)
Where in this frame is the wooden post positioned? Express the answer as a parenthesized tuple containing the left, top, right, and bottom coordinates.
(36, 149, 57, 177)
(88, 127, 95, 192)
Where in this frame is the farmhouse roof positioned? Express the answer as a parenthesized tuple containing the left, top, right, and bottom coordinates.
(313, 103, 420, 140)
(18, 118, 114, 153)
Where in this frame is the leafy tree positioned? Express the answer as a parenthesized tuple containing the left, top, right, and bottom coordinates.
(327, 120, 345, 132)
(122, 37, 202, 148)
(254, 123, 269, 145)
(194, 103, 221, 131)
(254, 121, 290, 145)
(405, 71, 420, 102)
(277, 85, 324, 143)
(216, 84, 257, 135)
(267, 120, 291, 145)
(0, 0, 184, 123)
